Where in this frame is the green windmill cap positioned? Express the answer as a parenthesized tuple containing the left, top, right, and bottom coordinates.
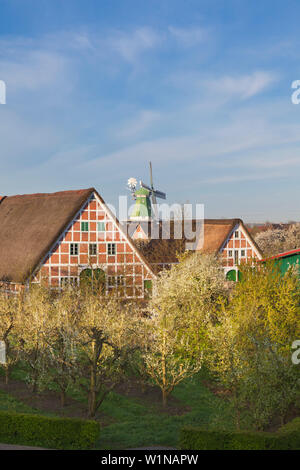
(130, 187, 152, 220)
(134, 187, 150, 196)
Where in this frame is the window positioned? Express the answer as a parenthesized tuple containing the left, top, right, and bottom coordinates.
(107, 243, 116, 255)
(241, 249, 246, 257)
(60, 277, 78, 287)
(89, 243, 97, 256)
(116, 275, 124, 286)
(107, 275, 124, 288)
(98, 222, 105, 232)
(70, 243, 79, 256)
(234, 250, 239, 265)
(81, 222, 89, 232)
(228, 250, 233, 257)
(234, 231, 239, 239)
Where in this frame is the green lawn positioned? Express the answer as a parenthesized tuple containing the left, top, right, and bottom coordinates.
(95, 373, 234, 449)
(0, 368, 234, 449)
(0, 389, 55, 416)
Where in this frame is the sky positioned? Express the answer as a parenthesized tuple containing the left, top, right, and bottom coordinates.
(0, 0, 300, 222)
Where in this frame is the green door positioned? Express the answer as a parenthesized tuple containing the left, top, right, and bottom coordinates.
(80, 268, 106, 292)
(226, 270, 241, 282)
(226, 269, 236, 281)
(144, 280, 153, 297)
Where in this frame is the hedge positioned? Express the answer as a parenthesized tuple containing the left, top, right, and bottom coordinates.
(179, 418, 300, 450)
(0, 411, 100, 449)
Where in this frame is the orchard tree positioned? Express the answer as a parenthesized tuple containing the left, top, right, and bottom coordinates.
(208, 313, 245, 429)
(143, 253, 227, 406)
(142, 308, 203, 407)
(254, 223, 300, 257)
(151, 253, 228, 358)
(75, 292, 142, 417)
(0, 292, 23, 384)
(209, 262, 300, 430)
(20, 286, 52, 392)
(42, 288, 81, 407)
(229, 262, 300, 354)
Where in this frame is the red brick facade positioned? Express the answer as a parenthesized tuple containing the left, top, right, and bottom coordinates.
(131, 219, 262, 276)
(220, 222, 262, 277)
(35, 192, 155, 298)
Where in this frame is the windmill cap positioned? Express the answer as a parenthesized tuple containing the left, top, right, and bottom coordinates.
(135, 187, 150, 196)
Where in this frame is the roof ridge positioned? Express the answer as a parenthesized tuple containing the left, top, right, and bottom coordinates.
(5, 188, 95, 199)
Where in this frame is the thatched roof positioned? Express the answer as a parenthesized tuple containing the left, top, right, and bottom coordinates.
(0, 188, 94, 283)
(202, 219, 241, 253)
(131, 218, 262, 271)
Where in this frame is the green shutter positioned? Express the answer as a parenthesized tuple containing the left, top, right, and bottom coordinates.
(98, 222, 105, 232)
(144, 280, 153, 297)
(81, 222, 89, 232)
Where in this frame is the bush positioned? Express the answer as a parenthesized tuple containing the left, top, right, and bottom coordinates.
(0, 411, 100, 449)
(179, 419, 300, 450)
(275, 418, 300, 450)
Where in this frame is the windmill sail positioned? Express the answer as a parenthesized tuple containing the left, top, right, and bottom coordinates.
(129, 162, 166, 221)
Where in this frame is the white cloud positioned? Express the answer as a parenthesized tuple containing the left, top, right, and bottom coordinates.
(0, 50, 68, 92)
(168, 26, 209, 47)
(117, 110, 161, 138)
(210, 71, 277, 99)
(201, 172, 284, 185)
(77, 103, 300, 187)
(0, 109, 63, 168)
(108, 27, 160, 63)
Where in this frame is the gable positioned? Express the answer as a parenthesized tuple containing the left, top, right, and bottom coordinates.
(39, 191, 155, 296)
(220, 222, 263, 267)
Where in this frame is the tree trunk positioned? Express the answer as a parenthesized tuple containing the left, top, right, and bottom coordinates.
(234, 391, 240, 430)
(88, 340, 97, 418)
(60, 389, 66, 408)
(88, 390, 97, 417)
(32, 369, 39, 394)
(32, 380, 38, 394)
(235, 408, 240, 431)
(5, 367, 9, 385)
(140, 380, 146, 394)
(162, 389, 167, 407)
(161, 332, 167, 407)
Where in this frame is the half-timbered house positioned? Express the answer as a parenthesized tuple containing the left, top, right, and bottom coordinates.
(129, 218, 263, 280)
(0, 188, 155, 297)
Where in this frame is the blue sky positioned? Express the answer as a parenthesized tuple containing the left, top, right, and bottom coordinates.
(0, 0, 300, 222)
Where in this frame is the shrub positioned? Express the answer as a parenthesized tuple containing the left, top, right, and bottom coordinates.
(0, 411, 100, 449)
(275, 418, 300, 450)
(179, 419, 300, 450)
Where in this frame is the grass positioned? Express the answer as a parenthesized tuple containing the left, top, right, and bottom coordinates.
(0, 366, 234, 449)
(0, 389, 50, 415)
(95, 372, 234, 449)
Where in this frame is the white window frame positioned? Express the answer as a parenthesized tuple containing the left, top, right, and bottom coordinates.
(107, 243, 116, 255)
(60, 277, 79, 287)
(89, 243, 97, 256)
(70, 243, 79, 256)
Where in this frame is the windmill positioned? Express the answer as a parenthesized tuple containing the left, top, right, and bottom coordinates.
(127, 162, 166, 220)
